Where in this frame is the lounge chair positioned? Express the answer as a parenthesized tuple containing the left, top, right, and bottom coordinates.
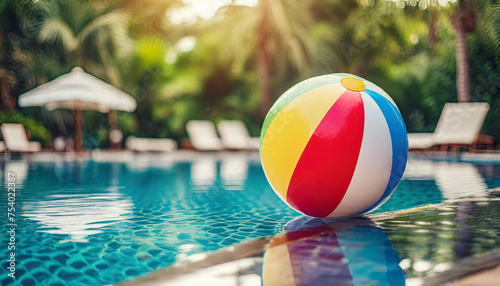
(217, 120, 260, 150)
(408, 103, 490, 151)
(125, 136, 178, 152)
(0, 123, 42, 152)
(186, 120, 224, 151)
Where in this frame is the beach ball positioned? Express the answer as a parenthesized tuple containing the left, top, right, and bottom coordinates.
(260, 73, 408, 218)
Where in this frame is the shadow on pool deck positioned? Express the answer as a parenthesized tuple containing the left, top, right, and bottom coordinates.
(119, 192, 500, 286)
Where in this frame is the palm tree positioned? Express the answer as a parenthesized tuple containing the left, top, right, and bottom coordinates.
(0, 68, 16, 111)
(451, 0, 476, 102)
(216, 0, 314, 119)
(404, 0, 498, 104)
(0, 0, 26, 111)
(309, 0, 410, 77)
(119, 36, 169, 136)
(37, 0, 131, 141)
(37, 0, 129, 86)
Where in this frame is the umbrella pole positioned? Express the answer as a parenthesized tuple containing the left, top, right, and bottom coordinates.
(108, 110, 117, 130)
(108, 110, 119, 150)
(75, 107, 83, 153)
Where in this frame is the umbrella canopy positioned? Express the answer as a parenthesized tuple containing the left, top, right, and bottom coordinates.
(18, 67, 137, 152)
(19, 67, 136, 112)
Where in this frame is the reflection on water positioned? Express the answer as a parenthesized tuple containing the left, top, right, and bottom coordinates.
(22, 186, 133, 242)
(191, 157, 217, 191)
(220, 154, 248, 191)
(0, 157, 299, 285)
(3, 161, 29, 185)
(131, 198, 500, 286)
(191, 154, 249, 191)
(404, 160, 488, 199)
(263, 217, 405, 286)
(381, 199, 500, 285)
(0, 155, 499, 285)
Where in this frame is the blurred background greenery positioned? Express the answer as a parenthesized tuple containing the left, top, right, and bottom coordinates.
(0, 0, 499, 148)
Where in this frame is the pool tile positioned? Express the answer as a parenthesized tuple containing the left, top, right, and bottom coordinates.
(2, 156, 500, 285)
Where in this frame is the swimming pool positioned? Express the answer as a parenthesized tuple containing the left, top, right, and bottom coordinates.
(1, 152, 499, 285)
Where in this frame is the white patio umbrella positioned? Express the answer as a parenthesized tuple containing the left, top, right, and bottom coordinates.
(18, 67, 137, 152)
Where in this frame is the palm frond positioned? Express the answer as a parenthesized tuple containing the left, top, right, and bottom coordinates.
(39, 17, 79, 52)
(77, 10, 129, 43)
(218, 6, 260, 70)
(479, 1, 500, 53)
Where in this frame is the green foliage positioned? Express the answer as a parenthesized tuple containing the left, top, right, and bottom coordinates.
(0, 111, 52, 146)
(1, 0, 499, 147)
(468, 29, 500, 140)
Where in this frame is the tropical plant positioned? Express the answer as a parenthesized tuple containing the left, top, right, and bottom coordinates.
(215, 0, 315, 119)
(410, 0, 498, 103)
(0, 0, 28, 111)
(117, 36, 170, 137)
(36, 0, 129, 85)
(309, 0, 412, 76)
(0, 111, 52, 146)
(1, 0, 499, 147)
(451, 0, 476, 102)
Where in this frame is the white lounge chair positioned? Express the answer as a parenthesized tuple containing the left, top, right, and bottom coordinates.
(186, 120, 224, 151)
(217, 120, 260, 150)
(0, 123, 42, 152)
(408, 103, 490, 151)
(125, 136, 177, 152)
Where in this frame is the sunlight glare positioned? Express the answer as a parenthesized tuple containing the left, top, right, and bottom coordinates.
(168, 0, 258, 24)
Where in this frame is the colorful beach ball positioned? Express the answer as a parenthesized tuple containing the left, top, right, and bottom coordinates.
(260, 73, 408, 218)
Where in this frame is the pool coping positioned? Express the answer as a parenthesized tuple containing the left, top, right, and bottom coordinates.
(117, 194, 500, 286)
(423, 248, 500, 286)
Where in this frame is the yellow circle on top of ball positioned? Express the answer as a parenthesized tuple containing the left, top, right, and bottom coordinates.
(340, 77, 366, 91)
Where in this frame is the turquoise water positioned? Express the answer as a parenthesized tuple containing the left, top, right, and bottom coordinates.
(154, 199, 499, 285)
(1, 154, 499, 285)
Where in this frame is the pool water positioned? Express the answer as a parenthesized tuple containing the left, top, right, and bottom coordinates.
(149, 198, 500, 286)
(1, 153, 499, 285)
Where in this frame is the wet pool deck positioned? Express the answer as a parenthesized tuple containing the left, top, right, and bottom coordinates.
(119, 192, 500, 286)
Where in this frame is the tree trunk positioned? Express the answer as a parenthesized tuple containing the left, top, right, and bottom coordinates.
(108, 110, 121, 150)
(108, 110, 117, 130)
(429, 10, 438, 46)
(258, 5, 271, 121)
(0, 70, 16, 111)
(455, 25, 471, 102)
(74, 107, 83, 153)
(452, 0, 475, 102)
(0, 84, 16, 111)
